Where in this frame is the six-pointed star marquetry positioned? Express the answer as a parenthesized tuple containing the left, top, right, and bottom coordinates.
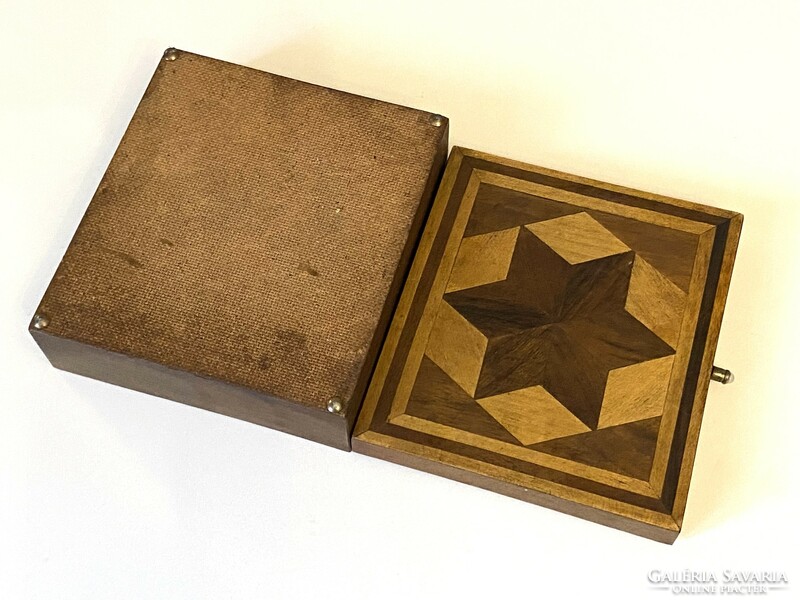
(353, 147, 743, 543)
(425, 211, 677, 445)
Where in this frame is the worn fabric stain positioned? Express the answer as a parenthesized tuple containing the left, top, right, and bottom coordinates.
(298, 262, 320, 277)
(99, 245, 143, 269)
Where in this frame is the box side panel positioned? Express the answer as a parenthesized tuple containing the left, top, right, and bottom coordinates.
(352, 436, 679, 543)
(667, 213, 743, 525)
(30, 329, 350, 450)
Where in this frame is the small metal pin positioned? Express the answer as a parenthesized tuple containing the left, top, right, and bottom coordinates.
(163, 48, 179, 62)
(32, 313, 50, 330)
(710, 366, 734, 384)
(327, 398, 343, 414)
(429, 114, 444, 127)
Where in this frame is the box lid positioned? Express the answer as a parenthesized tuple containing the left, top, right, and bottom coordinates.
(353, 146, 742, 542)
(29, 49, 448, 450)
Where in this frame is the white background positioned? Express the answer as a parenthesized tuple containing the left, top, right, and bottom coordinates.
(2, 1, 798, 598)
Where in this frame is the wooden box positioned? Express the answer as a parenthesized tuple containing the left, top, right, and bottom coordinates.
(30, 50, 741, 542)
(353, 148, 742, 542)
(29, 49, 448, 450)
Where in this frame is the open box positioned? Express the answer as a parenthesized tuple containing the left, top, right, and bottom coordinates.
(29, 49, 742, 543)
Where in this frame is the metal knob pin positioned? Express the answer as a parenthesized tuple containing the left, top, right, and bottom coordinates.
(710, 366, 734, 384)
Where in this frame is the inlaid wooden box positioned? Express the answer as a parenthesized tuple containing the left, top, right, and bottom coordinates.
(353, 148, 742, 542)
(30, 49, 741, 542)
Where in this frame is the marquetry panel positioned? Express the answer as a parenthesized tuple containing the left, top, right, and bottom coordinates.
(354, 147, 742, 542)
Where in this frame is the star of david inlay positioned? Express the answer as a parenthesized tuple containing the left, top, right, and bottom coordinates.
(355, 149, 741, 542)
(439, 213, 676, 432)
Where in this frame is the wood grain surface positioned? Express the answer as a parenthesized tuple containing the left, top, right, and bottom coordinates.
(353, 146, 742, 541)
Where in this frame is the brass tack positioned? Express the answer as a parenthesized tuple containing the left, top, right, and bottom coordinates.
(32, 313, 50, 330)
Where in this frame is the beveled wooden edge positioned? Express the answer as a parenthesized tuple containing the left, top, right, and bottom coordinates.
(670, 213, 743, 526)
(456, 147, 742, 220)
(353, 147, 467, 436)
(388, 170, 483, 421)
(648, 225, 715, 495)
(353, 431, 680, 544)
